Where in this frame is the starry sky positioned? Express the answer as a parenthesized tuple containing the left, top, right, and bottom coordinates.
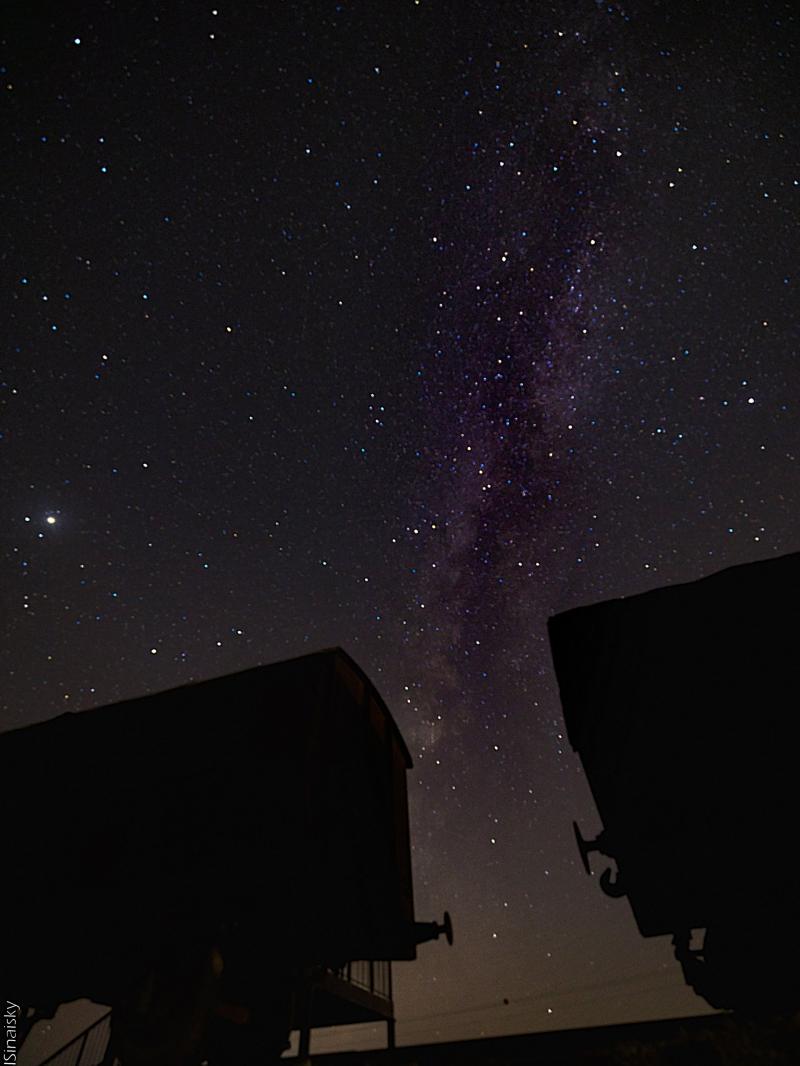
(4, 0, 799, 1054)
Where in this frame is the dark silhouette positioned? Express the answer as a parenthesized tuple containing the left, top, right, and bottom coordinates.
(548, 551, 800, 1016)
(4, 647, 451, 1064)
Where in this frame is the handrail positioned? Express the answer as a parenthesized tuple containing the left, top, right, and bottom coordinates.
(34, 1009, 113, 1066)
(30, 960, 391, 1065)
(332, 959, 393, 1001)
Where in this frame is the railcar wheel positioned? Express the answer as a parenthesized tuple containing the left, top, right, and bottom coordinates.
(110, 944, 223, 1066)
(204, 1013, 290, 1065)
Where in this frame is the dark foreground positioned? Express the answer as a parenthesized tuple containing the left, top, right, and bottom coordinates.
(307, 1013, 800, 1065)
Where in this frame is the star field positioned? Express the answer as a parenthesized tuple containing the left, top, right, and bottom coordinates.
(3, 0, 799, 1054)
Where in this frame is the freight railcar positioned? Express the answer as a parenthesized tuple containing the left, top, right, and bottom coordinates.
(548, 552, 800, 1014)
(5, 647, 451, 1063)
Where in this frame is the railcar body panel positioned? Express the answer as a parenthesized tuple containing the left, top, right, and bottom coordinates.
(4, 647, 418, 1012)
(548, 552, 800, 939)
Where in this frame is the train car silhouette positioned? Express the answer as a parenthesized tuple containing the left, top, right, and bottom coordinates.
(548, 552, 800, 1015)
(5, 647, 451, 1064)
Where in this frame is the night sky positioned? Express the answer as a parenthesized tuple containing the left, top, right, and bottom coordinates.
(4, 0, 799, 1054)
